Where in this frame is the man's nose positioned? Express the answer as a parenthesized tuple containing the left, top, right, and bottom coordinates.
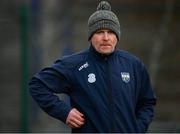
(103, 32, 109, 40)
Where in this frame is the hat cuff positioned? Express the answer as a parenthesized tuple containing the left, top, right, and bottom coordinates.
(88, 19, 120, 41)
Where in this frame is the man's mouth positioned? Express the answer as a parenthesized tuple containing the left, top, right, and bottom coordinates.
(100, 44, 111, 47)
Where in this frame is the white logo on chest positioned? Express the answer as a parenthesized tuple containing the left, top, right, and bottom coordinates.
(121, 72, 130, 83)
(79, 62, 89, 71)
(88, 73, 96, 83)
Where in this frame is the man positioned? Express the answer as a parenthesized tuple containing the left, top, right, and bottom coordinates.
(29, 1, 156, 133)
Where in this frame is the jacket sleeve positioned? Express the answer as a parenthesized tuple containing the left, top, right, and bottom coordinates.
(135, 63, 156, 132)
(29, 60, 72, 123)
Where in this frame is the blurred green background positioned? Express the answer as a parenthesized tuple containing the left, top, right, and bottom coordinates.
(0, 0, 180, 132)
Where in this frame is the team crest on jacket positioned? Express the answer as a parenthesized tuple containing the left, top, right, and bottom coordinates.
(121, 72, 130, 83)
(88, 73, 96, 83)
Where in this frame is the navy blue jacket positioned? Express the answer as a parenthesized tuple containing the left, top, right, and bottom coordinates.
(29, 45, 156, 133)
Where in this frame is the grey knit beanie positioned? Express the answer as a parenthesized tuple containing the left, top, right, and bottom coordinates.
(88, 1, 120, 41)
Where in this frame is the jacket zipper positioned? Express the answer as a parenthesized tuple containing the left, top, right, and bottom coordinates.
(105, 57, 115, 132)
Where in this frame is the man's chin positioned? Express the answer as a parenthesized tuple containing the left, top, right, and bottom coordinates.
(101, 51, 113, 55)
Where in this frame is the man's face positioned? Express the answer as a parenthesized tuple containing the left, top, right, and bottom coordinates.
(91, 29, 118, 55)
